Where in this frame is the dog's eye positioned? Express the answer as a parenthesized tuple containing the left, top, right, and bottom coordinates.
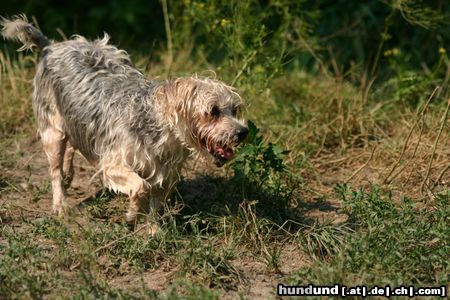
(211, 105, 220, 117)
(232, 107, 238, 116)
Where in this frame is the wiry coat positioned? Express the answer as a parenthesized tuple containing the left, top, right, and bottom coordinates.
(34, 35, 186, 186)
(1, 15, 247, 229)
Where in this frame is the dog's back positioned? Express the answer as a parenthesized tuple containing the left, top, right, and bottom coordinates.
(41, 34, 142, 82)
(1, 15, 161, 163)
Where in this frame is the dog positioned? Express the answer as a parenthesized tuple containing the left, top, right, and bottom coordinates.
(1, 15, 248, 232)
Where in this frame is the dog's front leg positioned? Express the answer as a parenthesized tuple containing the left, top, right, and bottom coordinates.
(102, 164, 153, 228)
(146, 188, 168, 235)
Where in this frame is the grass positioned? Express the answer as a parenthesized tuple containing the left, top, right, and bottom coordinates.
(0, 2, 449, 298)
(1, 52, 448, 298)
(291, 185, 449, 287)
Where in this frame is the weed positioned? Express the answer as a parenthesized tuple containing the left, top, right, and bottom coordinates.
(298, 220, 351, 260)
(229, 120, 294, 224)
(232, 120, 289, 186)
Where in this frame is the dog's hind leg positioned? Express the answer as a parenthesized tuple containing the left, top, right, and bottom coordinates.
(62, 140, 75, 188)
(41, 127, 68, 215)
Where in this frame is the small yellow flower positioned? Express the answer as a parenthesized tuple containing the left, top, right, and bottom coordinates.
(254, 65, 265, 73)
(439, 47, 446, 55)
(384, 48, 400, 57)
(220, 19, 230, 27)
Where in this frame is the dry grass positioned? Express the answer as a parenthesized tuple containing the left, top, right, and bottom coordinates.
(0, 46, 448, 298)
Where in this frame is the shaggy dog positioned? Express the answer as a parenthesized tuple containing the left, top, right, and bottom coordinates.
(1, 15, 248, 232)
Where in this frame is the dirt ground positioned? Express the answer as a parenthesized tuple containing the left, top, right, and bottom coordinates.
(2, 126, 448, 298)
(1, 134, 338, 299)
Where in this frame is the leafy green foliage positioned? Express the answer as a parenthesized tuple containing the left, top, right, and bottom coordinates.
(226, 121, 295, 224)
(231, 120, 289, 186)
(382, 45, 449, 106)
(171, 0, 314, 89)
(1, 0, 166, 48)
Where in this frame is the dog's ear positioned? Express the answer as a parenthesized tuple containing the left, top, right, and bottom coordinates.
(165, 78, 198, 115)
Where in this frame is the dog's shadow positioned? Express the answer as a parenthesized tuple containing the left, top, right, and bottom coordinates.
(75, 174, 339, 231)
(174, 174, 335, 231)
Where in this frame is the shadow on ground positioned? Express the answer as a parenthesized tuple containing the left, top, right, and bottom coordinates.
(72, 172, 341, 233)
(174, 174, 340, 230)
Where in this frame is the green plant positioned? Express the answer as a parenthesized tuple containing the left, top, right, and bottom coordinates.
(231, 120, 289, 187)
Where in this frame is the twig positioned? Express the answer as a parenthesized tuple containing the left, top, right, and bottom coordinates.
(436, 60, 450, 99)
(161, 0, 173, 76)
(421, 98, 450, 192)
(232, 50, 257, 86)
(56, 28, 68, 41)
(345, 146, 376, 183)
(390, 120, 424, 184)
(3, 179, 25, 194)
(435, 164, 450, 187)
(370, 9, 395, 77)
(383, 87, 438, 183)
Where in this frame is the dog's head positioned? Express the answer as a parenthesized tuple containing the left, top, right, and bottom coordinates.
(163, 76, 248, 166)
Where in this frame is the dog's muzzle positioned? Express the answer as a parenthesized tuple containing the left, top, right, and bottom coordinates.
(211, 125, 248, 167)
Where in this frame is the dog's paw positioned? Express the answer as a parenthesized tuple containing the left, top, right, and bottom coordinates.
(148, 223, 160, 237)
(127, 222, 160, 237)
(125, 211, 137, 225)
(52, 202, 71, 217)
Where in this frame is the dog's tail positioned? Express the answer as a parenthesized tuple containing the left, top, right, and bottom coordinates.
(1, 14, 50, 51)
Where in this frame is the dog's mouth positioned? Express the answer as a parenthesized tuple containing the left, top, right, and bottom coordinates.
(211, 143, 234, 164)
(204, 140, 235, 166)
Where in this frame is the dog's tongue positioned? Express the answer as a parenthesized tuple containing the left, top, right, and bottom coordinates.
(223, 147, 234, 160)
(214, 144, 234, 160)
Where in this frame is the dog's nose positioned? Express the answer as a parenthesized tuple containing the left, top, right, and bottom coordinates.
(237, 126, 248, 142)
